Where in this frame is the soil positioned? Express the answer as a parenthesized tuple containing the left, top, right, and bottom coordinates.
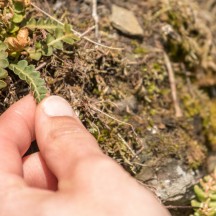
(2, 0, 216, 215)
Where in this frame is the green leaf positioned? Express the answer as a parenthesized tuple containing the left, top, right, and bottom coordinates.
(12, 13, 24, 23)
(0, 52, 8, 59)
(194, 185, 206, 202)
(9, 60, 47, 103)
(9, 23, 20, 33)
(0, 80, 7, 89)
(42, 45, 53, 56)
(25, 18, 63, 33)
(0, 42, 9, 68)
(13, 2, 25, 13)
(26, 47, 42, 60)
(29, 51, 42, 61)
(0, 68, 8, 79)
(0, 42, 8, 51)
(0, 59, 9, 68)
(47, 29, 78, 49)
(46, 32, 63, 50)
(64, 24, 79, 41)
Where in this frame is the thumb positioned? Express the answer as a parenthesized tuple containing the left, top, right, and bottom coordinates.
(35, 96, 104, 185)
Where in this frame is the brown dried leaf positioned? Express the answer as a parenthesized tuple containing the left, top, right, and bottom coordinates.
(5, 28, 29, 52)
(0, 0, 6, 8)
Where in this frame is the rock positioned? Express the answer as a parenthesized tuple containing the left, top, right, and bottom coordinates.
(136, 159, 202, 204)
(110, 5, 144, 37)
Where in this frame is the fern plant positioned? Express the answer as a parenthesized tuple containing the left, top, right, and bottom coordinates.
(9, 60, 47, 103)
(0, 0, 79, 103)
(0, 42, 9, 89)
(25, 21, 79, 60)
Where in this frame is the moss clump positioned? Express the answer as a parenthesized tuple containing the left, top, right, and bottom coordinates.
(205, 100, 216, 151)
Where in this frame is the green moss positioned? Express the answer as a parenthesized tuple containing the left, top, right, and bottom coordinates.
(134, 47, 148, 55)
(181, 93, 202, 117)
(131, 40, 148, 55)
(205, 100, 216, 151)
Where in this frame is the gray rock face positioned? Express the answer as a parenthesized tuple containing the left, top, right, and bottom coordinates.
(110, 5, 144, 37)
(136, 159, 202, 204)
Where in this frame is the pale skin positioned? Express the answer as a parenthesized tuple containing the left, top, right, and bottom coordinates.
(0, 95, 171, 216)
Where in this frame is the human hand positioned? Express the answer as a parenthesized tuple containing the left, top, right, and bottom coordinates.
(0, 95, 170, 216)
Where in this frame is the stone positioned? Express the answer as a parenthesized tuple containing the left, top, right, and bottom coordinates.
(110, 5, 144, 37)
(136, 159, 203, 204)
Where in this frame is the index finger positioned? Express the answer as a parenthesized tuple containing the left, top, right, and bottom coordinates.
(0, 95, 36, 178)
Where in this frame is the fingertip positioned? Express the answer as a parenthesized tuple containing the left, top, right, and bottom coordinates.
(0, 94, 37, 178)
(38, 95, 76, 118)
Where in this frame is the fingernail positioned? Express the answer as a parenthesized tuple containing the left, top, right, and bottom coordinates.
(42, 96, 75, 117)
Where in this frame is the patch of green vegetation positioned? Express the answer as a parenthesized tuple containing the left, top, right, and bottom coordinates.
(157, 0, 214, 72)
(0, 0, 79, 102)
(205, 100, 216, 151)
(191, 169, 216, 216)
(131, 40, 148, 55)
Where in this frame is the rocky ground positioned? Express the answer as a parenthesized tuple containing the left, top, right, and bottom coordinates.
(3, 0, 216, 215)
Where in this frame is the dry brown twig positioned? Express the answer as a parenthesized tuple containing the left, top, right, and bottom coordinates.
(117, 133, 140, 160)
(35, 62, 47, 70)
(89, 104, 138, 136)
(31, 2, 123, 50)
(92, 0, 99, 41)
(165, 205, 194, 209)
(80, 25, 96, 38)
(163, 53, 183, 118)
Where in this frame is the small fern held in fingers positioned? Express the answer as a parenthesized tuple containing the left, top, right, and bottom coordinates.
(9, 60, 47, 103)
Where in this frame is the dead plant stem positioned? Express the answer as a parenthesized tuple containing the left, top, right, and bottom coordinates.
(92, 0, 99, 40)
(90, 104, 138, 136)
(164, 53, 183, 118)
(35, 62, 47, 70)
(80, 25, 96, 38)
(117, 133, 139, 159)
(166, 205, 194, 209)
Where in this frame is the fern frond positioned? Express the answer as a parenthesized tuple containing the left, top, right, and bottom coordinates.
(0, 42, 9, 89)
(46, 24, 79, 49)
(9, 60, 47, 103)
(0, 42, 9, 68)
(25, 18, 63, 32)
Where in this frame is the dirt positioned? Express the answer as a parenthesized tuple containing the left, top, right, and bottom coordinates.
(3, 0, 216, 215)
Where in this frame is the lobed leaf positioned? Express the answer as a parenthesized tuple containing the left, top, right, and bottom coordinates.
(0, 41, 9, 89)
(46, 26, 79, 50)
(25, 19, 79, 60)
(0, 42, 9, 69)
(9, 60, 47, 103)
(25, 18, 63, 33)
(12, 13, 24, 23)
